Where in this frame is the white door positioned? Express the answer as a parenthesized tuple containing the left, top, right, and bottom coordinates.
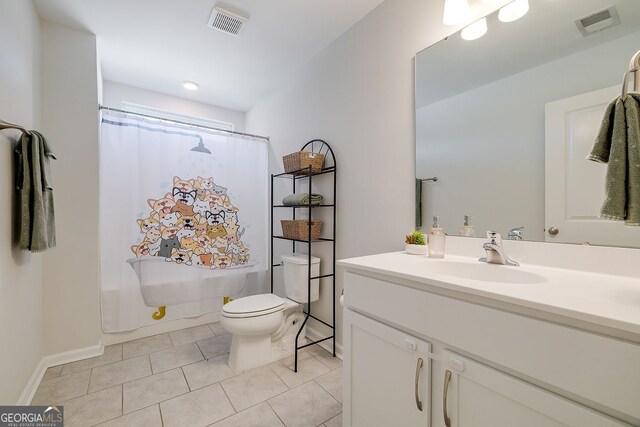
(439, 350, 631, 427)
(344, 309, 431, 427)
(545, 86, 640, 246)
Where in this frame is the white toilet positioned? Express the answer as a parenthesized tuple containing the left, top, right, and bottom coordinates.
(221, 254, 320, 370)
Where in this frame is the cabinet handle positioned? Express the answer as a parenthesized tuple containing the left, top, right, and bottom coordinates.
(443, 370, 452, 427)
(414, 357, 424, 411)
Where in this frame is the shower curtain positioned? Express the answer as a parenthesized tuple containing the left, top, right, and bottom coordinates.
(99, 110, 268, 332)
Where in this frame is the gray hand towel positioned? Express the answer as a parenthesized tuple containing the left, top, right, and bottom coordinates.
(588, 93, 640, 225)
(282, 193, 323, 206)
(15, 130, 57, 251)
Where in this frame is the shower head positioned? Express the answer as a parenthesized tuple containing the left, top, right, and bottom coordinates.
(191, 141, 211, 154)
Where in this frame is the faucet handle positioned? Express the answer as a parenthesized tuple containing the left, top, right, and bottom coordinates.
(508, 226, 524, 240)
(486, 231, 502, 245)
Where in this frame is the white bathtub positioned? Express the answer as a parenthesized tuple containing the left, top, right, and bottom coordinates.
(127, 257, 251, 307)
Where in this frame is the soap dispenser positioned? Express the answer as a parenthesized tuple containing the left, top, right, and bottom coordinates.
(428, 216, 446, 258)
(459, 215, 476, 237)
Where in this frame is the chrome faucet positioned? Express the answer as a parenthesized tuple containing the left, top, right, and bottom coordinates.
(480, 231, 519, 266)
(507, 226, 524, 240)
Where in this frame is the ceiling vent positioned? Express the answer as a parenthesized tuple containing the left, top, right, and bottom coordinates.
(207, 6, 248, 36)
(575, 6, 621, 37)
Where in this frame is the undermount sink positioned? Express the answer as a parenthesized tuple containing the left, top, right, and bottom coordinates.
(424, 260, 547, 284)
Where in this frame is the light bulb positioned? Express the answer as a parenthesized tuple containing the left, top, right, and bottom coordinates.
(498, 0, 529, 22)
(481, 0, 503, 4)
(461, 17, 488, 40)
(443, 0, 471, 26)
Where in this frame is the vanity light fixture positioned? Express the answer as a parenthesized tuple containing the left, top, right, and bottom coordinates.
(443, 0, 471, 25)
(461, 17, 488, 40)
(182, 81, 200, 91)
(498, 0, 529, 23)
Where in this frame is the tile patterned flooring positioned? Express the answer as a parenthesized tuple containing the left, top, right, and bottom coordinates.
(33, 322, 343, 427)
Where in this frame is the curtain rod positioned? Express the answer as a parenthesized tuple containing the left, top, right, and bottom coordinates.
(98, 105, 270, 142)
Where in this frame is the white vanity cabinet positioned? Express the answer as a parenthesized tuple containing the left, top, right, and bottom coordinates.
(439, 350, 631, 427)
(341, 265, 640, 427)
(345, 309, 432, 427)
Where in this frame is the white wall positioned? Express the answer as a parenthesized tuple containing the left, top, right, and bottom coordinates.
(40, 20, 102, 356)
(417, 31, 640, 240)
(102, 81, 246, 132)
(0, 0, 44, 404)
(245, 0, 506, 346)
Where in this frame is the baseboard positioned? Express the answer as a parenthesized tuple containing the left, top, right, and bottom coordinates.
(17, 340, 104, 405)
(306, 326, 343, 360)
(16, 358, 47, 406)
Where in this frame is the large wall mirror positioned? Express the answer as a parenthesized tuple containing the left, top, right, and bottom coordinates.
(415, 0, 640, 247)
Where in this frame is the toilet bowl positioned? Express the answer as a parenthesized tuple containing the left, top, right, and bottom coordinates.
(221, 254, 321, 370)
(221, 293, 306, 370)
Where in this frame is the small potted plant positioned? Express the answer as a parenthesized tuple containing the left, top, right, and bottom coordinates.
(405, 231, 428, 255)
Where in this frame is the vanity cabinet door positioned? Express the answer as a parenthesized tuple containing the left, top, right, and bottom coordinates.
(439, 350, 631, 427)
(344, 309, 432, 427)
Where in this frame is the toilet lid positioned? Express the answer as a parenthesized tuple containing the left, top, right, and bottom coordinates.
(222, 294, 285, 318)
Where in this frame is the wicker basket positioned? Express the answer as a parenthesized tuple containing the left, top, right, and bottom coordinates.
(282, 151, 325, 175)
(281, 220, 322, 240)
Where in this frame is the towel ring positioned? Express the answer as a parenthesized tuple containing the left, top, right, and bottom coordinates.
(621, 49, 640, 100)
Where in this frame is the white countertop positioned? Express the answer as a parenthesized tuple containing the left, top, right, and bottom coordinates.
(338, 251, 640, 342)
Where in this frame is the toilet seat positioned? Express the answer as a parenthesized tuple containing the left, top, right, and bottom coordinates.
(222, 294, 285, 318)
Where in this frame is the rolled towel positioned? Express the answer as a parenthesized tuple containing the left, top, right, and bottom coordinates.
(282, 193, 323, 206)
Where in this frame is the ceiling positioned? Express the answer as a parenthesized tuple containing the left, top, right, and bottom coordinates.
(33, 0, 385, 112)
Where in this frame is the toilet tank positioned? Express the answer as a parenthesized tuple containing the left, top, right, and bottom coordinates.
(282, 254, 320, 303)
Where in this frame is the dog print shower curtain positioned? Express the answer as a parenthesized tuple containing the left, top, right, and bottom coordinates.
(99, 110, 268, 332)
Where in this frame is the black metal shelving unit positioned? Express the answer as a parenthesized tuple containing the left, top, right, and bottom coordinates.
(270, 139, 337, 372)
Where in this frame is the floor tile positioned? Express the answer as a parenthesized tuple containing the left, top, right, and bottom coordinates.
(122, 334, 172, 359)
(270, 352, 330, 388)
(169, 325, 214, 347)
(88, 355, 151, 393)
(268, 381, 341, 427)
(210, 401, 284, 427)
(315, 368, 342, 403)
(160, 383, 234, 427)
(32, 370, 90, 405)
(182, 354, 239, 391)
(123, 368, 189, 414)
(150, 343, 203, 374)
(324, 413, 343, 427)
(306, 346, 342, 370)
(61, 344, 123, 376)
(30, 324, 344, 426)
(42, 365, 63, 381)
(208, 322, 228, 336)
(197, 334, 232, 359)
(60, 385, 122, 427)
(221, 366, 288, 412)
(95, 405, 161, 427)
